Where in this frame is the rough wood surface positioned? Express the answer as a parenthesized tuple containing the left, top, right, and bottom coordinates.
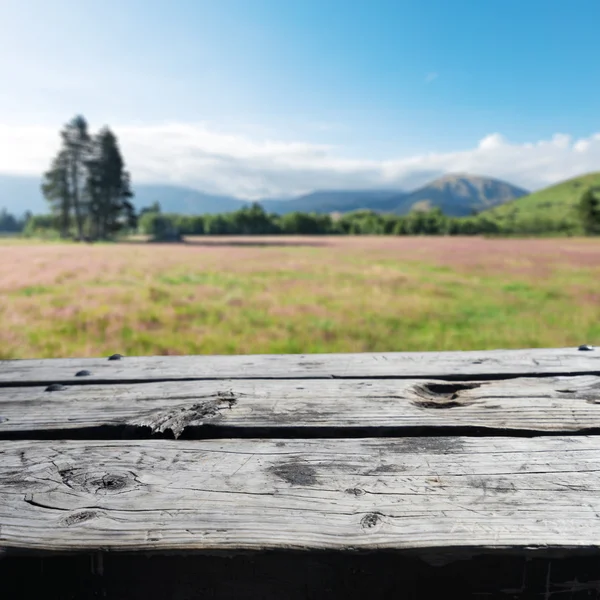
(2, 375, 600, 437)
(3, 436, 600, 553)
(1, 347, 598, 385)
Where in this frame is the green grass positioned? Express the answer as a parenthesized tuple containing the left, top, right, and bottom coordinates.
(0, 237, 599, 359)
(482, 171, 600, 227)
(13, 285, 53, 297)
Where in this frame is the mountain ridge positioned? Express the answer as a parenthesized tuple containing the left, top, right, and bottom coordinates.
(387, 174, 529, 217)
(0, 172, 529, 217)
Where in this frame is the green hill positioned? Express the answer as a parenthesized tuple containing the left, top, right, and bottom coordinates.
(481, 172, 600, 229)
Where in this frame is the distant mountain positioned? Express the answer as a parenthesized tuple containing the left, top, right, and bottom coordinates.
(0, 174, 46, 216)
(136, 186, 406, 215)
(480, 171, 600, 224)
(134, 185, 245, 214)
(0, 172, 527, 218)
(0, 175, 404, 216)
(0, 176, 248, 216)
(261, 190, 403, 215)
(387, 174, 529, 217)
(136, 186, 408, 215)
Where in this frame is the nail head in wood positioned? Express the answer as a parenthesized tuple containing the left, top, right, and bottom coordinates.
(45, 384, 66, 392)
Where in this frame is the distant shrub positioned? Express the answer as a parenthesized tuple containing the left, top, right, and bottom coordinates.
(22, 215, 61, 239)
(139, 213, 183, 242)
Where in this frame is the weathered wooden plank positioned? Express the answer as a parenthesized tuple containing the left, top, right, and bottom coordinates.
(0, 346, 598, 385)
(2, 375, 600, 437)
(3, 436, 600, 553)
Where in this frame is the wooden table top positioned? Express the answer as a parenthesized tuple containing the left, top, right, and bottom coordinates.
(1, 346, 600, 557)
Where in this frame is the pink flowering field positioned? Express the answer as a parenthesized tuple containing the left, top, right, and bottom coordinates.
(1, 236, 599, 359)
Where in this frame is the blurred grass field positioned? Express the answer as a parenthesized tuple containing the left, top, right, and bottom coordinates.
(1, 235, 599, 359)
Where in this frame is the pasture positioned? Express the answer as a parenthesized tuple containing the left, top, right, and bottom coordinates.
(1, 236, 599, 359)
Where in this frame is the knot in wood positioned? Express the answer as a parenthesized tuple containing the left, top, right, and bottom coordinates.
(345, 488, 366, 496)
(411, 382, 482, 409)
(59, 468, 137, 495)
(361, 512, 382, 529)
(88, 473, 132, 494)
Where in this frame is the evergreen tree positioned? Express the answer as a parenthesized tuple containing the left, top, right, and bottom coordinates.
(61, 115, 92, 239)
(0, 208, 19, 232)
(230, 202, 279, 234)
(41, 149, 71, 237)
(139, 201, 161, 217)
(42, 116, 137, 241)
(86, 127, 136, 239)
(578, 187, 600, 235)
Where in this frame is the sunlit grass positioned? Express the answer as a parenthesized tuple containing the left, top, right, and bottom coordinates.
(1, 236, 599, 358)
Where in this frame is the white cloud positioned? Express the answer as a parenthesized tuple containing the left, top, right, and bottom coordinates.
(1, 122, 600, 198)
(425, 72, 439, 83)
(478, 133, 506, 150)
(574, 140, 590, 153)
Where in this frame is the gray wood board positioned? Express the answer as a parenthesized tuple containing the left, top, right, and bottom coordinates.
(1, 347, 599, 385)
(2, 436, 600, 553)
(2, 376, 600, 437)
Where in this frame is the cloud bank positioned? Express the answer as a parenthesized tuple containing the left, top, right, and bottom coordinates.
(1, 123, 599, 198)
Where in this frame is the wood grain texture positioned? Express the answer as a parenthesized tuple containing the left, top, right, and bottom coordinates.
(1, 347, 599, 385)
(2, 375, 600, 437)
(2, 436, 600, 553)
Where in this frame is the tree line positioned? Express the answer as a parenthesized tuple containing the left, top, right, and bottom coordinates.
(12, 185, 600, 239)
(0, 208, 32, 233)
(137, 203, 498, 237)
(133, 195, 599, 238)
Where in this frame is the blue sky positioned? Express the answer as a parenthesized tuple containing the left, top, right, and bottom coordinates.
(1, 0, 600, 197)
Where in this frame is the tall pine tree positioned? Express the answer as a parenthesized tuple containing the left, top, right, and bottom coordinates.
(86, 127, 136, 239)
(61, 115, 92, 239)
(41, 149, 71, 238)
